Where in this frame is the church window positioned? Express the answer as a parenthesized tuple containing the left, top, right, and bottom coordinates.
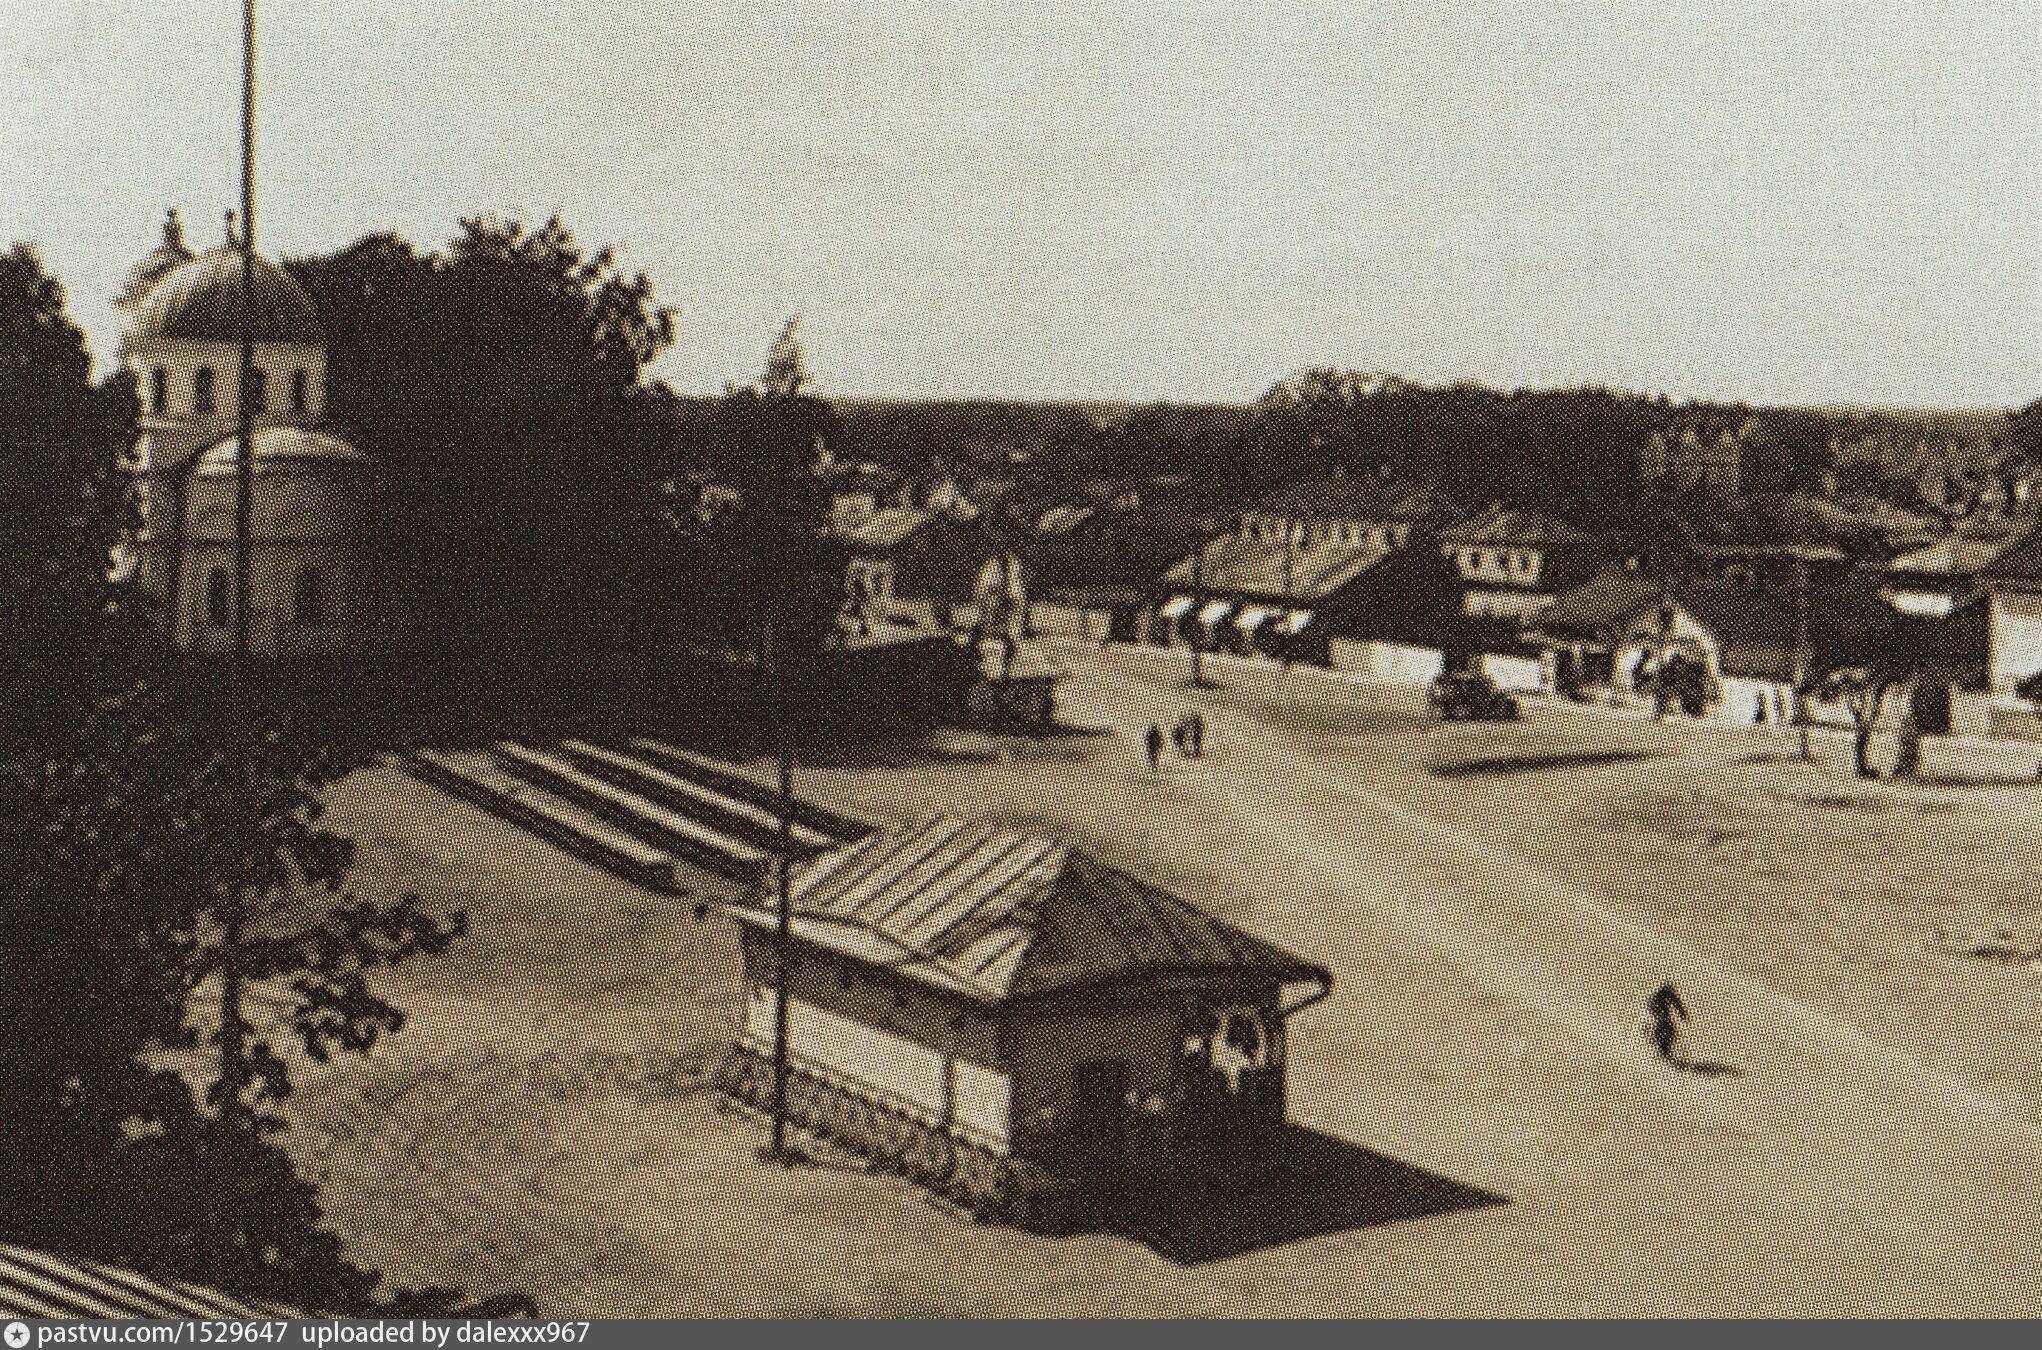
(243, 367, 268, 415)
(193, 367, 217, 415)
(292, 567, 325, 626)
(148, 367, 168, 415)
(205, 565, 231, 627)
(290, 369, 309, 415)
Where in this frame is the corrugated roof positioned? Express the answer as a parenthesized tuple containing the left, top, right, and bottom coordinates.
(1161, 531, 1388, 602)
(726, 817, 1327, 1002)
(0, 1243, 296, 1320)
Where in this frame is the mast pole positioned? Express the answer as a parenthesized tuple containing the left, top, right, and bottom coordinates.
(220, 0, 258, 1129)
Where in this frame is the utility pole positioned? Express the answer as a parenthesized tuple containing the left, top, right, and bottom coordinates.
(219, 0, 258, 1132)
(1792, 555, 1813, 760)
(1186, 513, 1221, 690)
(1188, 524, 1208, 688)
(1276, 518, 1296, 700)
(764, 604, 795, 1161)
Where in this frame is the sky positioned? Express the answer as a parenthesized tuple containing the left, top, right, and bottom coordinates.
(4, 0, 2038, 406)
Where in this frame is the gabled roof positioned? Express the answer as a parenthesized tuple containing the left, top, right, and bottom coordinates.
(1436, 505, 1599, 549)
(1531, 566, 1664, 634)
(725, 817, 1327, 1004)
(1251, 474, 1460, 527)
(1161, 531, 1390, 602)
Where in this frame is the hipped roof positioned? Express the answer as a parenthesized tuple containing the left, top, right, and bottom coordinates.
(725, 816, 1327, 1004)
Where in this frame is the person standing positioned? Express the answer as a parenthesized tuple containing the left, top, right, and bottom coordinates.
(1146, 722, 1166, 772)
(1189, 711, 1207, 758)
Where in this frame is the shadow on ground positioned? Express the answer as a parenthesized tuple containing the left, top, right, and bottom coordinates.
(1031, 1125, 1505, 1266)
(1429, 748, 1662, 779)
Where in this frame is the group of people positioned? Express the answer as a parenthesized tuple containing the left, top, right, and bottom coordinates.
(1144, 711, 1208, 771)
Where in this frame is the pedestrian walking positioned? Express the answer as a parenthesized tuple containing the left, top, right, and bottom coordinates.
(1645, 983, 1689, 1066)
(1145, 722, 1166, 772)
(1171, 715, 1192, 757)
(1188, 711, 1207, 758)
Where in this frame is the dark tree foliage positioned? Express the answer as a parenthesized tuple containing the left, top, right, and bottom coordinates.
(2012, 398, 2042, 472)
(287, 217, 678, 646)
(0, 245, 140, 732)
(1247, 369, 1670, 534)
(666, 346, 843, 661)
(0, 244, 469, 1312)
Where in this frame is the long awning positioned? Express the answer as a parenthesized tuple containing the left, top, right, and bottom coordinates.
(1235, 605, 1274, 632)
(1157, 595, 1194, 619)
(1199, 600, 1235, 625)
(1279, 609, 1314, 634)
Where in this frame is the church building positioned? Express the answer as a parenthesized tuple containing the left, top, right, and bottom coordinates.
(115, 210, 391, 659)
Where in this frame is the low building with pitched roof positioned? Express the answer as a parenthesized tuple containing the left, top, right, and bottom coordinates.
(1145, 472, 1461, 664)
(1530, 565, 1911, 724)
(721, 817, 1330, 1209)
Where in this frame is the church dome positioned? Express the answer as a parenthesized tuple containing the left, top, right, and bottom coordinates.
(193, 425, 369, 477)
(130, 243, 323, 344)
(115, 210, 195, 311)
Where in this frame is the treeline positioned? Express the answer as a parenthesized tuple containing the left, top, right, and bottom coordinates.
(803, 375, 2019, 539)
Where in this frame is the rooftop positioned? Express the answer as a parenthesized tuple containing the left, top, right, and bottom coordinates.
(1162, 530, 1390, 602)
(1252, 474, 1461, 527)
(1436, 505, 1599, 549)
(129, 243, 323, 346)
(724, 816, 1327, 1004)
(836, 506, 935, 550)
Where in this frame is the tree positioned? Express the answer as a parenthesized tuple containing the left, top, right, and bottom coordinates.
(2009, 397, 2042, 467)
(0, 243, 472, 1312)
(287, 217, 679, 646)
(1816, 664, 1914, 779)
(673, 325, 842, 661)
(0, 244, 139, 732)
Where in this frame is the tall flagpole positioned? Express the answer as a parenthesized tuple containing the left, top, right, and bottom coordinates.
(220, 0, 258, 1129)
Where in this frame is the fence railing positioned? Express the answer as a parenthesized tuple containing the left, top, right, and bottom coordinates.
(720, 1043, 1038, 1219)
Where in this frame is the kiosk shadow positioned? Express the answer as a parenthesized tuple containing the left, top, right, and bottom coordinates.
(1033, 1125, 1506, 1265)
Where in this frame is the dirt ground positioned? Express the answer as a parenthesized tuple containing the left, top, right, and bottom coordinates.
(303, 642, 2042, 1315)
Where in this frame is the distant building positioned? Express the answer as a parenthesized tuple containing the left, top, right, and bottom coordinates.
(836, 506, 1016, 631)
(1530, 566, 1903, 723)
(115, 210, 391, 659)
(1973, 521, 2042, 710)
(1429, 506, 1608, 689)
(1436, 507, 1604, 620)
(1641, 422, 1747, 498)
(1148, 473, 1459, 663)
(722, 817, 1331, 1213)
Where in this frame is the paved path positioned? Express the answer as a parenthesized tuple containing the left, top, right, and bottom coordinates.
(1057, 649, 2042, 1314)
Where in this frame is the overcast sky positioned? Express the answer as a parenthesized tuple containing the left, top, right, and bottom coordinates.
(5, 1, 2038, 406)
